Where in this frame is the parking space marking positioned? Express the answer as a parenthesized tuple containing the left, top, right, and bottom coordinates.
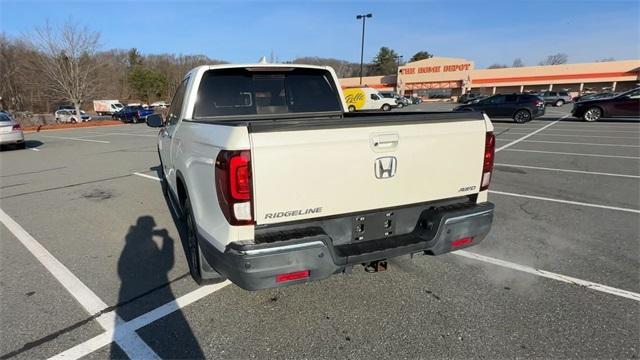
(495, 139, 640, 148)
(41, 135, 111, 144)
(454, 251, 640, 302)
(496, 128, 639, 133)
(496, 132, 640, 139)
(103, 133, 158, 137)
(133, 172, 161, 181)
(503, 149, 639, 159)
(29, 148, 41, 152)
(495, 115, 567, 152)
(0, 208, 159, 360)
(489, 190, 640, 214)
(494, 163, 640, 179)
(82, 133, 158, 138)
(50, 281, 231, 360)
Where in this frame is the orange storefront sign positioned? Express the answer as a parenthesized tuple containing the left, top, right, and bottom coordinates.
(401, 63, 471, 75)
(404, 81, 462, 89)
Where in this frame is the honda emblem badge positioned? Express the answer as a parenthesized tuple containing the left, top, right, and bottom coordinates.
(374, 156, 397, 179)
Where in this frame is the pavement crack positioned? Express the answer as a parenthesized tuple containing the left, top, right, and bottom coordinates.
(0, 166, 66, 178)
(0, 168, 156, 200)
(518, 201, 542, 221)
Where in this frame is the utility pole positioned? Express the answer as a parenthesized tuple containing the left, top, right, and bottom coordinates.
(396, 55, 403, 93)
(356, 13, 372, 85)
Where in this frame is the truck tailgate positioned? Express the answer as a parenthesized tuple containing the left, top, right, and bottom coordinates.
(249, 116, 487, 225)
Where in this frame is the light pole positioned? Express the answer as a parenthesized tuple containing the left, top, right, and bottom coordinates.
(356, 13, 372, 85)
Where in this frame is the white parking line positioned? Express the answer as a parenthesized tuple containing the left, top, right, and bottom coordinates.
(49, 281, 231, 360)
(494, 127, 639, 133)
(29, 148, 41, 152)
(0, 208, 159, 359)
(497, 132, 640, 139)
(85, 133, 158, 138)
(133, 172, 161, 181)
(494, 163, 640, 179)
(489, 190, 640, 214)
(495, 115, 568, 152)
(495, 139, 640, 148)
(454, 251, 640, 302)
(42, 135, 110, 144)
(502, 149, 639, 159)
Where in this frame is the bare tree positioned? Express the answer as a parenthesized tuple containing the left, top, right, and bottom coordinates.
(596, 57, 616, 62)
(487, 63, 508, 69)
(29, 21, 100, 117)
(512, 58, 525, 67)
(538, 53, 568, 66)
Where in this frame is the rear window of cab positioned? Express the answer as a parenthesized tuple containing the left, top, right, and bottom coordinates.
(193, 68, 342, 118)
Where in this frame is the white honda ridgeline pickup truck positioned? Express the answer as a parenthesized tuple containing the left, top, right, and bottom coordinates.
(146, 64, 495, 291)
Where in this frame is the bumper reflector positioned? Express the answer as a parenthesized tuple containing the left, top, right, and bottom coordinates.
(276, 270, 310, 283)
(452, 236, 474, 247)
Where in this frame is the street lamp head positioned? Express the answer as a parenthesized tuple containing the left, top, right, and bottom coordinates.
(356, 13, 372, 19)
(366, 13, 372, 18)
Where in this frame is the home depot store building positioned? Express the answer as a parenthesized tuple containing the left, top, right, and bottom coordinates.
(339, 57, 640, 100)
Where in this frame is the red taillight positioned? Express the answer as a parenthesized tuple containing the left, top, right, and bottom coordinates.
(12, 124, 21, 131)
(480, 132, 495, 191)
(229, 155, 251, 200)
(215, 150, 254, 225)
(452, 236, 474, 247)
(276, 270, 310, 283)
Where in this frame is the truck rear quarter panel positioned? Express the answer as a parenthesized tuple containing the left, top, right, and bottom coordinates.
(174, 121, 254, 251)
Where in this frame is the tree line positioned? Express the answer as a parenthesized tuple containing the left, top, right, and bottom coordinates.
(0, 22, 226, 114)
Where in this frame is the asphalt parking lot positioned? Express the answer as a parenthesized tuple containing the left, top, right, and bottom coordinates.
(1, 104, 638, 359)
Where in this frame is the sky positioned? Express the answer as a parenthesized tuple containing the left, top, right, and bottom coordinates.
(1, 0, 639, 68)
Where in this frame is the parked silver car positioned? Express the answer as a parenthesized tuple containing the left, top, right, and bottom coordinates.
(55, 109, 92, 123)
(540, 91, 573, 107)
(0, 112, 25, 149)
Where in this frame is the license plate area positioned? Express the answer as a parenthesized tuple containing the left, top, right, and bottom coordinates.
(352, 210, 397, 242)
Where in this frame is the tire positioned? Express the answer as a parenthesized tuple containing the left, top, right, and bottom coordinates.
(396, 103, 404, 108)
(381, 104, 391, 111)
(348, 105, 356, 112)
(70, 118, 77, 124)
(183, 196, 225, 285)
(555, 99, 564, 107)
(583, 107, 602, 122)
(513, 109, 532, 123)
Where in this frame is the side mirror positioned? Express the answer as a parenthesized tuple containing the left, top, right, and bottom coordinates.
(146, 113, 164, 128)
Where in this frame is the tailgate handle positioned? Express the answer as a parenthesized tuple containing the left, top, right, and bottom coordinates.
(372, 134, 399, 149)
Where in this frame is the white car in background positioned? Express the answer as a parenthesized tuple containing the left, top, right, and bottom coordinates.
(0, 112, 25, 149)
(54, 110, 92, 123)
(150, 101, 169, 109)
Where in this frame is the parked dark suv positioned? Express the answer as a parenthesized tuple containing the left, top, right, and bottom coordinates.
(453, 93, 545, 123)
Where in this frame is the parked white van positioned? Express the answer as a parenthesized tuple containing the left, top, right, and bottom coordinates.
(343, 87, 396, 112)
(93, 100, 124, 115)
